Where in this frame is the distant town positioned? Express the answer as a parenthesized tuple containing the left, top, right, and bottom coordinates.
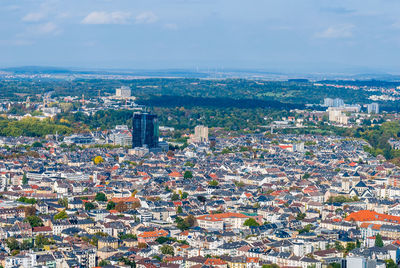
(0, 78, 398, 268)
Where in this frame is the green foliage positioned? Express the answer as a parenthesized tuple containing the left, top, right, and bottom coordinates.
(243, 218, 260, 227)
(118, 233, 137, 240)
(160, 245, 174, 256)
(296, 212, 306, 220)
(375, 233, 384, 247)
(171, 193, 180, 201)
(385, 259, 397, 268)
(208, 180, 219, 186)
(298, 224, 313, 234)
(0, 117, 72, 137)
(155, 236, 170, 244)
(24, 215, 43, 227)
(183, 171, 193, 179)
(262, 264, 279, 268)
(84, 202, 96, 211)
(54, 210, 68, 220)
(175, 215, 196, 231)
(327, 195, 358, 204)
(184, 161, 195, 167)
(327, 263, 341, 268)
(177, 206, 183, 214)
(58, 197, 68, 208)
(95, 192, 107, 202)
(35, 234, 54, 248)
(22, 173, 28, 185)
(17, 197, 37, 204)
(99, 260, 110, 267)
(106, 201, 116, 210)
(345, 242, 356, 252)
(302, 173, 311, 179)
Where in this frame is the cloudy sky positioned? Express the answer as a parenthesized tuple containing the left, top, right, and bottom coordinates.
(2, 0, 400, 73)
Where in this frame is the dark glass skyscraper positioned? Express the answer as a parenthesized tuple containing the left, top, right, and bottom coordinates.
(132, 112, 159, 148)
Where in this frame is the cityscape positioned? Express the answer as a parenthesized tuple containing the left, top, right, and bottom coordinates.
(2, 1, 400, 268)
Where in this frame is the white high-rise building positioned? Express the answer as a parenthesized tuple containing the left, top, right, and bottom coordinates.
(115, 86, 131, 98)
(367, 103, 379, 114)
(190, 125, 209, 143)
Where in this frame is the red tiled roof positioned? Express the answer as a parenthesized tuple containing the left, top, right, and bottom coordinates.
(346, 210, 400, 224)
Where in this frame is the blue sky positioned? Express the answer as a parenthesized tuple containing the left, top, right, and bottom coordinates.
(2, 0, 400, 73)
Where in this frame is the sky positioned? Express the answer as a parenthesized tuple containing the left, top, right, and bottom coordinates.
(2, 0, 400, 73)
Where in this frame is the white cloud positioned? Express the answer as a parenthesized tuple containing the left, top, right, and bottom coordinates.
(27, 22, 60, 35)
(392, 21, 400, 29)
(82, 11, 131, 25)
(164, 23, 178, 30)
(316, 24, 355, 39)
(135, 12, 158, 24)
(22, 12, 46, 22)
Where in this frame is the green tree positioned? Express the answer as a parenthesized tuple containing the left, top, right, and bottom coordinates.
(296, 212, 306, 220)
(84, 202, 96, 211)
(106, 201, 116, 210)
(375, 233, 384, 247)
(262, 265, 279, 268)
(177, 206, 183, 214)
(99, 260, 110, 267)
(385, 259, 397, 268)
(6, 237, 19, 251)
(22, 173, 28, 185)
(58, 197, 68, 208)
(160, 245, 174, 256)
(24, 215, 43, 227)
(54, 210, 68, 220)
(243, 218, 260, 227)
(183, 171, 193, 179)
(17, 197, 37, 204)
(208, 180, 219, 186)
(171, 193, 180, 201)
(95, 192, 107, 202)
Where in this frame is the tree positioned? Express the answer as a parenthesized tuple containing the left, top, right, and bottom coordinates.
(6, 237, 19, 251)
(181, 192, 189, 199)
(296, 212, 306, 220)
(24, 206, 36, 217)
(208, 180, 219, 186)
(99, 260, 110, 267)
(385, 259, 397, 268)
(160, 245, 174, 256)
(22, 173, 28, 185)
(115, 201, 128, 213)
(262, 265, 279, 268)
(31, 141, 43, 148)
(183, 171, 193, 179)
(171, 193, 180, 201)
(243, 218, 260, 227)
(24, 215, 43, 227)
(54, 210, 68, 220)
(106, 201, 116, 210)
(345, 242, 356, 252)
(197, 195, 207, 203)
(35, 234, 53, 248)
(375, 233, 384, 247)
(95, 192, 107, 202)
(84, 202, 96, 211)
(58, 197, 68, 208)
(177, 206, 183, 214)
(93, 156, 104, 165)
(156, 236, 170, 244)
(17, 197, 37, 204)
